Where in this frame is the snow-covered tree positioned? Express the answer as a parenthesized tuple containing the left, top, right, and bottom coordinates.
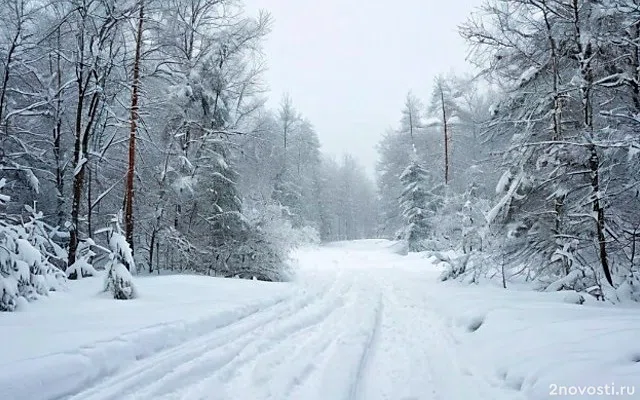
(1, 179, 67, 311)
(456, 0, 640, 300)
(399, 159, 433, 252)
(377, 93, 440, 237)
(103, 214, 137, 300)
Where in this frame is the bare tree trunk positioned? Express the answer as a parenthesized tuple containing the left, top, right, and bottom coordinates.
(572, 0, 612, 286)
(123, 0, 145, 258)
(589, 147, 612, 285)
(70, 27, 104, 266)
(87, 165, 92, 238)
(149, 228, 156, 273)
(440, 88, 450, 185)
(0, 28, 20, 132)
(69, 22, 87, 266)
(51, 28, 66, 226)
(630, 21, 640, 113)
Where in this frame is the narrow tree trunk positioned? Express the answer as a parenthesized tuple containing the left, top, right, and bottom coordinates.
(155, 239, 160, 273)
(52, 28, 65, 226)
(87, 165, 92, 238)
(631, 21, 640, 113)
(124, 0, 145, 257)
(440, 88, 449, 185)
(69, 54, 86, 266)
(149, 228, 156, 273)
(589, 147, 612, 285)
(572, 0, 612, 286)
(0, 28, 20, 133)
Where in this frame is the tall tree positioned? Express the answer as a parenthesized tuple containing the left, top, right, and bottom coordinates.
(123, 0, 145, 256)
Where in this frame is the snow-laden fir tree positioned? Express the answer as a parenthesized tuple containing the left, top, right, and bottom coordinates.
(399, 153, 432, 253)
(103, 213, 137, 300)
(377, 92, 435, 238)
(1, 179, 67, 311)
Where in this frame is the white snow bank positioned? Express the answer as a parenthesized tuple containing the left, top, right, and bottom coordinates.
(322, 239, 394, 250)
(0, 273, 295, 400)
(425, 278, 640, 399)
(328, 242, 640, 400)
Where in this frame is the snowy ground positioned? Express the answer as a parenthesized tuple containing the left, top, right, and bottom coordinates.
(2, 239, 639, 400)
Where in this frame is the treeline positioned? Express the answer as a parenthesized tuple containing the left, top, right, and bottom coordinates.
(378, 0, 640, 301)
(0, 0, 376, 309)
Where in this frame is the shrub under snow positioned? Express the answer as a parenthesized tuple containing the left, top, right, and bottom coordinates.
(102, 215, 137, 300)
(0, 182, 67, 311)
(66, 238, 98, 280)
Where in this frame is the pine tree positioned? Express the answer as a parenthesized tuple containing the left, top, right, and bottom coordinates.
(399, 160, 432, 252)
(103, 213, 137, 300)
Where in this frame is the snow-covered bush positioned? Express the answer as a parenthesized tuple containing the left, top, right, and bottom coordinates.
(0, 180, 67, 311)
(615, 273, 640, 303)
(149, 201, 311, 281)
(101, 214, 137, 300)
(216, 203, 315, 281)
(427, 188, 489, 253)
(66, 238, 98, 280)
(437, 252, 474, 283)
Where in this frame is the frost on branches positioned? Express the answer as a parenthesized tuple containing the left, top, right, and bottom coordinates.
(0, 179, 67, 311)
(102, 215, 137, 300)
(457, 0, 640, 301)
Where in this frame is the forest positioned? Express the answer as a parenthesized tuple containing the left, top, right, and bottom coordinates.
(0, 0, 379, 308)
(1, 0, 640, 310)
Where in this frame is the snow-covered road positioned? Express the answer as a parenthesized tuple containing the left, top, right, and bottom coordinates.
(4, 240, 639, 400)
(64, 240, 519, 400)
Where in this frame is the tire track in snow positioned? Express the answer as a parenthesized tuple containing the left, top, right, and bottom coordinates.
(155, 287, 348, 398)
(279, 274, 384, 400)
(69, 274, 350, 400)
(351, 292, 384, 400)
(162, 277, 355, 400)
(275, 336, 335, 398)
(240, 278, 369, 400)
(51, 293, 296, 400)
(65, 278, 340, 400)
(353, 271, 444, 400)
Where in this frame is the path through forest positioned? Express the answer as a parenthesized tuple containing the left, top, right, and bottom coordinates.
(64, 240, 520, 400)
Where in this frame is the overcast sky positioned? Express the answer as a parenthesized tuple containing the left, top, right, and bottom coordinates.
(245, 0, 482, 177)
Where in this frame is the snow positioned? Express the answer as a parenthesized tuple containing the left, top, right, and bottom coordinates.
(629, 144, 640, 161)
(2, 240, 639, 400)
(66, 257, 99, 279)
(496, 170, 512, 194)
(16, 238, 41, 266)
(0, 274, 295, 400)
(0, 178, 9, 205)
(518, 66, 539, 86)
(487, 171, 523, 224)
(73, 157, 88, 176)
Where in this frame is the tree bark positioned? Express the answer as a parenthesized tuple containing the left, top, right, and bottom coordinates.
(124, 0, 145, 258)
(572, 0, 612, 286)
(53, 28, 66, 226)
(440, 87, 450, 185)
(69, 17, 87, 267)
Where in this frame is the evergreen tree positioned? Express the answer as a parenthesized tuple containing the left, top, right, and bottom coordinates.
(399, 160, 432, 252)
(103, 214, 137, 300)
